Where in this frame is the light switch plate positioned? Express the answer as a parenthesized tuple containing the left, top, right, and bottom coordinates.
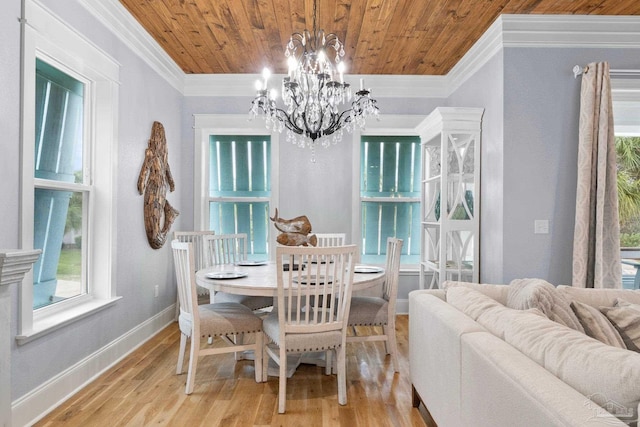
(534, 220, 549, 234)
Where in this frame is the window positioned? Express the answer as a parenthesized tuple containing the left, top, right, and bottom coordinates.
(19, 0, 119, 342)
(360, 136, 421, 265)
(193, 115, 279, 260)
(32, 59, 87, 309)
(208, 135, 271, 259)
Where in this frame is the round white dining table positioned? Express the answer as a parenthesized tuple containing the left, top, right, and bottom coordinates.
(195, 261, 385, 297)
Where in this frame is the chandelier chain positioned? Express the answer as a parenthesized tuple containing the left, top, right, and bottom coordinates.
(313, 0, 317, 36)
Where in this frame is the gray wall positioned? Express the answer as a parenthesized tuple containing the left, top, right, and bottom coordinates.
(448, 46, 640, 286)
(500, 47, 639, 285)
(0, 0, 22, 249)
(5, 0, 184, 399)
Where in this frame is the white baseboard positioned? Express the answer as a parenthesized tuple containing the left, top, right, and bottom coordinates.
(12, 304, 177, 427)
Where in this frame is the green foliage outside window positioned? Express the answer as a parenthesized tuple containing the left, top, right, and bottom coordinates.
(617, 136, 640, 248)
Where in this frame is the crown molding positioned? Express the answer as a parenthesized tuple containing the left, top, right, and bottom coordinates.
(446, 14, 640, 95)
(77, 0, 184, 93)
(446, 15, 505, 95)
(500, 14, 640, 48)
(75, 5, 640, 99)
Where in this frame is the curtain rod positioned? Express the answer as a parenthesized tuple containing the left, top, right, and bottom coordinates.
(573, 65, 640, 79)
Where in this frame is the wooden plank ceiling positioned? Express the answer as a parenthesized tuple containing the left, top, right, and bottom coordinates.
(119, 0, 640, 75)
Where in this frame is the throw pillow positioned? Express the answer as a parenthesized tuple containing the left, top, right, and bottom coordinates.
(446, 287, 545, 340)
(507, 278, 584, 333)
(616, 297, 640, 311)
(570, 301, 625, 348)
(601, 305, 640, 353)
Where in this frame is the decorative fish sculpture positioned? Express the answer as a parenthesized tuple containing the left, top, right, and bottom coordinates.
(137, 121, 179, 249)
(277, 232, 318, 247)
(270, 208, 312, 235)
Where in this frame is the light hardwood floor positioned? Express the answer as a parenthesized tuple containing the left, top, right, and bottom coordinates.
(35, 315, 432, 426)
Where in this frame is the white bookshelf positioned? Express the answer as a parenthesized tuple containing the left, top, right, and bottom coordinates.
(417, 107, 484, 289)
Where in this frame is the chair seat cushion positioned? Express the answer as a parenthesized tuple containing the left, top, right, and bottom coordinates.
(194, 302, 262, 337)
(263, 312, 342, 352)
(214, 291, 274, 310)
(348, 296, 389, 326)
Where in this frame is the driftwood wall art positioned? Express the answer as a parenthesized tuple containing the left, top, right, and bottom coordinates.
(270, 208, 317, 246)
(137, 121, 179, 249)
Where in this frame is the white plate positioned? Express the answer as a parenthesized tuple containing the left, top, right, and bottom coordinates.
(293, 275, 333, 285)
(236, 260, 268, 266)
(205, 271, 249, 279)
(354, 265, 384, 274)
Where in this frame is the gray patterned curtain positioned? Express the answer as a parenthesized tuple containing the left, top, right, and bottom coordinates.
(572, 62, 621, 288)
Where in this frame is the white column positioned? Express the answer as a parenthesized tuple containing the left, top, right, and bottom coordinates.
(0, 249, 40, 427)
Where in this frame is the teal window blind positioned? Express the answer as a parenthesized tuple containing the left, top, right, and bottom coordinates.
(361, 136, 421, 264)
(33, 58, 86, 309)
(209, 135, 271, 257)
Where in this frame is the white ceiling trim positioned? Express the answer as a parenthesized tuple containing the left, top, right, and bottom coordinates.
(500, 14, 640, 48)
(446, 15, 505, 95)
(78, 4, 640, 98)
(77, 0, 184, 93)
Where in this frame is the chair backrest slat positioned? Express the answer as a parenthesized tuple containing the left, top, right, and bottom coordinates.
(173, 231, 215, 271)
(315, 233, 346, 247)
(171, 240, 198, 321)
(383, 238, 403, 304)
(203, 233, 248, 266)
(276, 245, 356, 336)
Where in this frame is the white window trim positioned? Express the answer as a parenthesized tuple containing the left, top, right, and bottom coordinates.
(351, 115, 428, 269)
(193, 114, 280, 258)
(18, 0, 120, 344)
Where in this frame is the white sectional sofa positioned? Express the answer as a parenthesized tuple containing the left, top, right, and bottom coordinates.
(409, 281, 640, 427)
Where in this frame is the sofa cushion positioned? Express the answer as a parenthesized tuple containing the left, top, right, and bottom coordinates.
(442, 280, 510, 305)
(570, 300, 625, 348)
(507, 278, 584, 332)
(503, 304, 640, 425)
(601, 304, 640, 353)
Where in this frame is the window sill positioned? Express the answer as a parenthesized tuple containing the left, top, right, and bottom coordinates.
(16, 296, 121, 345)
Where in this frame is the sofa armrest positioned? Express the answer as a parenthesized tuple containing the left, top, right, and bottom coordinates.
(409, 292, 486, 426)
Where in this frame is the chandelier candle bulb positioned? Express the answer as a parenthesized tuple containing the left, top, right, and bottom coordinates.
(360, 78, 364, 91)
(262, 68, 270, 89)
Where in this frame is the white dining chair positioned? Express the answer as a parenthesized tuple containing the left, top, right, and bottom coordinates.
(172, 231, 216, 321)
(262, 244, 357, 413)
(347, 237, 403, 372)
(171, 239, 264, 393)
(174, 230, 215, 297)
(315, 233, 346, 247)
(202, 233, 273, 311)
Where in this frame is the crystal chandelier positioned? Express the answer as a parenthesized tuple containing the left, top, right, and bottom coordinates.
(249, 0, 379, 160)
